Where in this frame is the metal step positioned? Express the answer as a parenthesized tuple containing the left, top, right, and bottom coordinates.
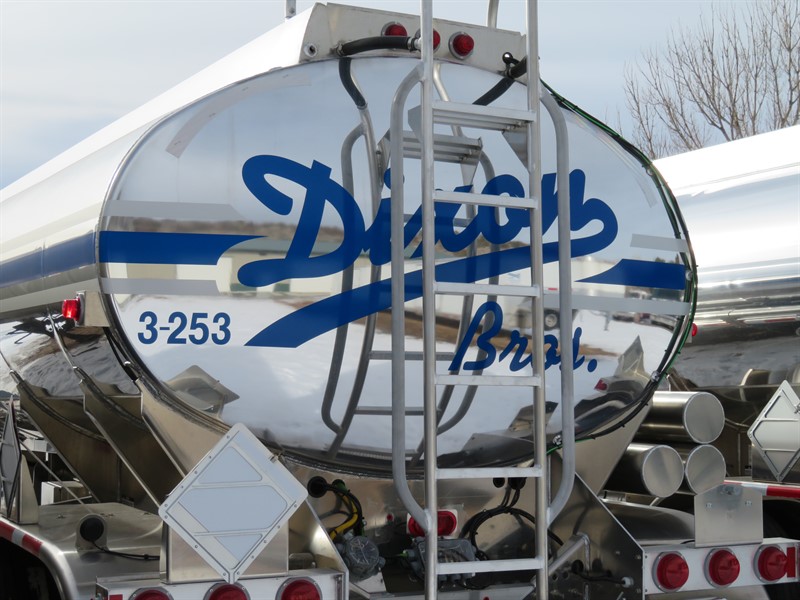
(354, 406, 424, 416)
(435, 281, 540, 298)
(432, 100, 535, 130)
(433, 189, 537, 210)
(402, 131, 482, 165)
(437, 557, 544, 575)
(369, 350, 455, 361)
(437, 465, 543, 480)
(436, 374, 541, 387)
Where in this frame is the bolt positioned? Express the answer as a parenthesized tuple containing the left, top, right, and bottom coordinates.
(706, 502, 713, 508)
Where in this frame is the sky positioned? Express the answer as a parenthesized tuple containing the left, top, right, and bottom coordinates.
(0, 0, 750, 189)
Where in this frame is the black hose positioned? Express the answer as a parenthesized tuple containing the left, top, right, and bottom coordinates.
(338, 35, 416, 57)
(339, 58, 367, 109)
(473, 56, 527, 106)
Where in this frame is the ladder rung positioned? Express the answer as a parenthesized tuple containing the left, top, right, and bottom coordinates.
(436, 374, 541, 387)
(432, 100, 535, 131)
(437, 557, 544, 575)
(435, 281, 540, 298)
(369, 351, 455, 361)
(437, 466, 543, 480)
(433, 190, 537, 210)
(354, 406, 424, 416)
(403, 131, 482, 165)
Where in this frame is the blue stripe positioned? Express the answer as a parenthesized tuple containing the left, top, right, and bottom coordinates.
(577, 259, 687, 289)
(98, 231, 259, 265)
(0, 232, 96, 288)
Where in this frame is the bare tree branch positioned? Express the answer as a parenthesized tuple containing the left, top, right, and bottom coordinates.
(624, 0, 799, 158)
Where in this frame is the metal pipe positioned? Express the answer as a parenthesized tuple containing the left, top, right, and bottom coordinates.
(675, 443, 726, 494)
(284, 0, 296, 20)
(540, 85, 575, 525)
(487, 0, 500, 28)
(420, 3, 438, 597)
(525, 2, 548, 599)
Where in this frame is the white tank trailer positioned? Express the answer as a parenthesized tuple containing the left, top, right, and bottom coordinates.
(0, 3, 797, 600)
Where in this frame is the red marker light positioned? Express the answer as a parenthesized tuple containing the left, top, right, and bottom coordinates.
(707, 549, 740, 586)
(407, 516, 425, 537)
(206, 583, 248, 600)
(655, 552, 689, 591)
(382, 22, 407, 37)
(449, 32, 475, 58)
(437, 510, 457, 536)
(691, 323, 698, 337)
(279, 579, 320, 600)
(757, 546, 788, 581)
(594, 379, 608, 391)
(433, 30, 441, 50)
(131, 590, 170, 600)
(62, 298, 81, 321)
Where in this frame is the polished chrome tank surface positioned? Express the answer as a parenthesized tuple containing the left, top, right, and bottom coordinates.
(1, 5, 694, 476)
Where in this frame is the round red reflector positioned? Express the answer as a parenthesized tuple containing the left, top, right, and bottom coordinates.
(279, 579, 320, 600)
(691, 323, 698, 337)
(437, 510, 457, 536)
(206, 583, 248, 600)
(407, 516, 425, 537)
(382, 22, 407, 37)
(449, 33, 474, 58)
(757, 546, 788, 581)
(594, 379, 609, 391)
(655, 552, 689, 591)
(707, 549, 740, 586)
(132, 589, 170, 600)
(62, 298, 81, 321)
(433, 30, 441, 49)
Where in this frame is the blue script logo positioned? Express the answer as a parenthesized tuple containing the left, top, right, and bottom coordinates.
(449, 301, 597, 373)
(240, 155, 620, 349)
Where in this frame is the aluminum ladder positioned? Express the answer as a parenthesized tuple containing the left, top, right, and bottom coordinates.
(387, 1, 578, 598)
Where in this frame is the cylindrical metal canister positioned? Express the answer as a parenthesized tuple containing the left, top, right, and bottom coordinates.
(675, 444, 727, 494)
(636, 391, 725, 444)
(606, 443, 684, 498)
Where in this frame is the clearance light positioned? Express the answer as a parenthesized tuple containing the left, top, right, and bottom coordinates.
(449, 32, 475, 58)
(62, 298, 82, 321)
(757, 546, 788, 581)
(206, 583, 249, 600)
(691, 323, 698, 337)
(414, 29, 441, 50)
(655, 552, 689, 591)
(278, 579, 320, 600)
(707, 549, 740, 586)
(131, 589, 171, 600)
(407, 516, 425, 537)
(382, 22, 408, 37)
(594, 379, 609, 391)
(437, 510, 457, 536)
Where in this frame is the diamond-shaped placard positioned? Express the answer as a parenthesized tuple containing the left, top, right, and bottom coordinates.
(748, 381, 800, 482)
(159, 423, 307, 583)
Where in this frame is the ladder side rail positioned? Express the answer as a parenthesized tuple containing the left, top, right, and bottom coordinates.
(389, 62, 429, 534)
(420, 2, 439, 597)
(540, 90, 575, 523)
(524, 2, 549, 600)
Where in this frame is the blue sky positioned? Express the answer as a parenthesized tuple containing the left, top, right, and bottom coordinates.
(0, 1, 749, 188)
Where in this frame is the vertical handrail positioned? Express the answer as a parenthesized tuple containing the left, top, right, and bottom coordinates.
(487, 0, 500, 28)
(389, 63, 429, 534)
(524, 2, 549, 600)
(540, 91, 575, 524)
(419, 2, 439, 597)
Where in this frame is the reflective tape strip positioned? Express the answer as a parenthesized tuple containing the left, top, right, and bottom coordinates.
(101, 278, 220, 296)
(630, 233, 690, 253)
(724, 479, 800, 499)
(0, 520, 42, 556)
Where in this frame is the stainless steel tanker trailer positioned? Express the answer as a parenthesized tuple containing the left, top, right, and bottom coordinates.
(0, 2, 797, 599)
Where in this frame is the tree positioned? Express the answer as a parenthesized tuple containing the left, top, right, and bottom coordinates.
(624, 0, 799, 158)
